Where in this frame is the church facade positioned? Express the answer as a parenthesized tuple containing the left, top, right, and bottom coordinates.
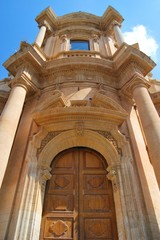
(0, 6, 160, 240)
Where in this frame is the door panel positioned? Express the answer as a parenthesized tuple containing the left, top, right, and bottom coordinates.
(40, 148, 118, 240)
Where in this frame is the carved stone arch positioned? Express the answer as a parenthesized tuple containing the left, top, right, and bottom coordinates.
(38, 129, 120, 171)
(36, 129, 127, 239)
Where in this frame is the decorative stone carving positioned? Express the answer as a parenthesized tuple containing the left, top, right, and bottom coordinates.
(96, 130, 122, 155)
(60, 34, 69, 51)
(75, 121, 84, 136)
(107, 166, 119, 192)
(91, 33, 100, 42)
(37, 131, 63, 155)
(92, 33, 100, 52)
(39, 168, 52, 190)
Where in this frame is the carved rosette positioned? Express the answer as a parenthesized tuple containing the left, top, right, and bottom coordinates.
(107, 166, 120, 192)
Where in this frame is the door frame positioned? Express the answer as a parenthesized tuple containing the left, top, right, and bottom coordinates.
(7, 128, 143, 240)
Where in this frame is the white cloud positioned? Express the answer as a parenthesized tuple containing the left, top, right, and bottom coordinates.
(123, 25, 159, 61)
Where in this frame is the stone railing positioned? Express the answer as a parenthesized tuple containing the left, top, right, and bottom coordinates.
(56, 50, 101, 59)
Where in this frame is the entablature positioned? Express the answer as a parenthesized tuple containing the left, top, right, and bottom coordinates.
(35, 6, 123, 33)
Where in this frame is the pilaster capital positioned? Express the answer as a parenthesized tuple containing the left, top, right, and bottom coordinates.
(10, 72, 39, 96)
(119, 73, 151, 99)
(91, 33, 100, 42)
(39, 167, 52, 191)
(107, 165, 120, 192)
(59, 34, 68, 42)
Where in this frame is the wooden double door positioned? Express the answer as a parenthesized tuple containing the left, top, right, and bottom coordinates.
(40, 148, 118, 240)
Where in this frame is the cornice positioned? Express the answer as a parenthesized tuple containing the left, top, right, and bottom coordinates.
(44, 54, 114, 74)
(3, 42, 46, 77)
(35, 7, 57, 31)
(113, 43, 156, 77)
(35, 6, 123, 33)
(34, 106, 127, 127)
(101, 6, 124, 31)
(57, 12, 101, 30)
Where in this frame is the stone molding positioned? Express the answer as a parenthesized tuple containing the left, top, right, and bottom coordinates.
(34, 91, 128, 127)
(113, 43, 155, 77)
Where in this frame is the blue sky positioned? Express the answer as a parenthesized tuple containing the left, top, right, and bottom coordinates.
(0, 0, 160, 80)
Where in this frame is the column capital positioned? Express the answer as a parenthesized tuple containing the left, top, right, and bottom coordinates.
(10, 72, 39, 96)
(112, 20, 121, 28)
(119, 73, 151, 99)
(38, 20, 52, 32)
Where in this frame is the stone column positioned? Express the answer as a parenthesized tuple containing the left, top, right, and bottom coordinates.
(44, 35, 55, 56)
(133, 84, 160, 186)
(35, 25, 47, 47)
(113, 22, 125, 46)
(0, 83, 27, 188)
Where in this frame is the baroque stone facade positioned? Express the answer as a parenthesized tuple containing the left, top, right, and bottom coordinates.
(0, 6, 160, 240)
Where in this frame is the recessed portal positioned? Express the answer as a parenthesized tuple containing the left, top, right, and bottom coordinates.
(40, 147, 118, 240)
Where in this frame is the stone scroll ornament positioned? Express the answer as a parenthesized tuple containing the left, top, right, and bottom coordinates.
(107, 166, 119, 192)
(39, 168, 52, 190)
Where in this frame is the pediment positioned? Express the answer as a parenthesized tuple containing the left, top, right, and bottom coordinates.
(35, 91, 128, 127)
(38, 90, 67, 111)
(92, 92, 127, 114)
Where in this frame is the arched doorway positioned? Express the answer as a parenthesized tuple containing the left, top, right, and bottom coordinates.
(40, 147, 118, 240)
